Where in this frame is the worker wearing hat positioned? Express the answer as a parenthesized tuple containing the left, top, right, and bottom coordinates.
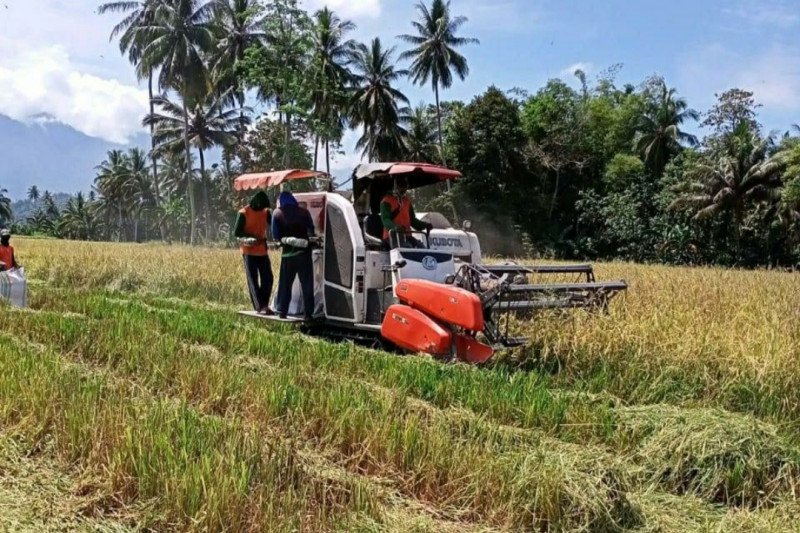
(234, 191, 273, 314)
(272, 191, 316, 321)
(380, 176, 432, 249)
(0, 229, 18, 272)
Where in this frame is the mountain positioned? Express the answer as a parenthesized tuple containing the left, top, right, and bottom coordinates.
(0, 114, 148, 200)
(10, 193, 73, 222)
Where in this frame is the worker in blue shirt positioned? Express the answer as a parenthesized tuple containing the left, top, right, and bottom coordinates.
(271, 191, 316, 321)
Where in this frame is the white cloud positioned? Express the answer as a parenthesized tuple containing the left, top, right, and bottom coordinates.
(303, 0, 382, 20)
(723, 1, 800, 29)
(329, 129, 366, 184)
(560, 62, 593, 78)
(0, 43, 148, 143)
(458, 0, 542, 33)
(678, 42, 800, 116)
(736, 44, 800, 111)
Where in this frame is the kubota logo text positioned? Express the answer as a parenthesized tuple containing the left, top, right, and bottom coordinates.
(431, 237, 464, 248)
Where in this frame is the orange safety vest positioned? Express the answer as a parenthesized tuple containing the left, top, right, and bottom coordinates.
(381, 194, 413, 239)
(239, 206, 270, 256)
(0, 245, 14, 270)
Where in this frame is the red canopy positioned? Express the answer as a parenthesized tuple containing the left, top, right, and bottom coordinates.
(352, 162, 462, 201)
(387, 163, 462, 179)
(353, 162, 462, 181)
(234, 169, 328, 191)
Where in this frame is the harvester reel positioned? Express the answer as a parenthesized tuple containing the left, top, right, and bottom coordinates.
(450, 263, 627, 349)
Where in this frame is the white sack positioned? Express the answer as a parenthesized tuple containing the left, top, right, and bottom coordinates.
(0, 268, 27, 308)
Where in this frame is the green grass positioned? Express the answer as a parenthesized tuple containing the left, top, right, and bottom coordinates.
(2, 238, 800, 531)
(0, 296, 639, 530)
(0, 335, 379, 531)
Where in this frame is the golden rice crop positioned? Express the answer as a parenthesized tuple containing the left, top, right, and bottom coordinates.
(2, 237, 799, 531)
(18, 238, 800, 422)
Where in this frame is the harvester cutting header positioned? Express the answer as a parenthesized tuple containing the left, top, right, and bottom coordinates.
(235, 163, 627, 364)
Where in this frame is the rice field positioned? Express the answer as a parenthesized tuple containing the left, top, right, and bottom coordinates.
(1, 237, 799, 531)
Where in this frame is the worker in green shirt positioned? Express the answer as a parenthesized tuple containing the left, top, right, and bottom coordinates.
(234, 191, 273, 314)
(380, 176, 432, 249)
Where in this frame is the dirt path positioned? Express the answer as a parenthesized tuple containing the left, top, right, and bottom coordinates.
(0, 437, 137, 533)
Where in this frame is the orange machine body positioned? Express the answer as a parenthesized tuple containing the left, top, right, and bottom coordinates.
(381, 304, 452, 357)
(454, 335, 494, 364)
(395, 279, 485, 332)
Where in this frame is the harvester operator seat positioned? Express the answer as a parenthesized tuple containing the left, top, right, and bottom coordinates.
(363, 214, 385, 250)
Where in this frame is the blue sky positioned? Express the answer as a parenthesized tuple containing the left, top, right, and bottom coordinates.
(1, 0, 798, 195)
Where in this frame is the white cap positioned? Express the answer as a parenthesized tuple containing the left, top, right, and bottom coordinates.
(0, 229, 10, 237)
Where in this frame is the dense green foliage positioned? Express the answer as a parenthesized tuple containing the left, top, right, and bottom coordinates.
(0, 188, 11, 224)
(443, 80, 799, 266)
(5, 1, 799, 266)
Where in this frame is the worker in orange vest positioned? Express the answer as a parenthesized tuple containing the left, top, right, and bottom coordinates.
(0, 229, 18, 272)
(380, 176, 432, 249)
(234, 191, 274, 314)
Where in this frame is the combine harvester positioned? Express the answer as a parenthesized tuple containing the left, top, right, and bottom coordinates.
(236, 163, 627, 363)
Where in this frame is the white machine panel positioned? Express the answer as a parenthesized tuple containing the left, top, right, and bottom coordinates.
(366, 251, 390, 289)
(427, 229, 480, 263)
(390, 248, 456, 286)
(322, 193, 367, 323)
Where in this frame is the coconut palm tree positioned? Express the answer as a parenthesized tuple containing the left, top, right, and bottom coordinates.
(98, 0, 165, 228)
(635, 81, 700, 176)
(138, 0, 215, 244)
(98, 0, 157, 62)
(95, 149, 133, 240)
(402, 103, 437, 162)
(399, 0, 477, 166)
(27, 209, 55, 235)
(0, 189, 11, 223)
(671, 127, 785, 255)
(208, 0, 265, 175)
(351, 38, 410, 162)
(145, 89, 251, 239)
(159, 151, 193, 197)
(26, 185, 40, 203)
(58, 193, 99, 241)
(310, 7, 357, 173)
(209, 0, 265, 95)
(118, 148, 156, 240)
(153, 151, 194, 242)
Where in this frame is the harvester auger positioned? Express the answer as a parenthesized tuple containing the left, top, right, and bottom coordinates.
(234, 163, 628, 364)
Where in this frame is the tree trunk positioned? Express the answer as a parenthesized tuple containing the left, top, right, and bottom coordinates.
(314, 135, 319, 171)
(182, 90, 196, 245)
(234, 91, 246, 179)
(548, 169, 561, 220)
(148, 71, 166, 241)
(283, 112, 291, 168)
(199, 147, 211, 242)
(435, 83, 446, 168)
(223, 149, 232, 178)
(734, 206, 743, 264)
(435, 83, 457, 221)
(325, 140, 330, 176)
(237, 90, 247, 137)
